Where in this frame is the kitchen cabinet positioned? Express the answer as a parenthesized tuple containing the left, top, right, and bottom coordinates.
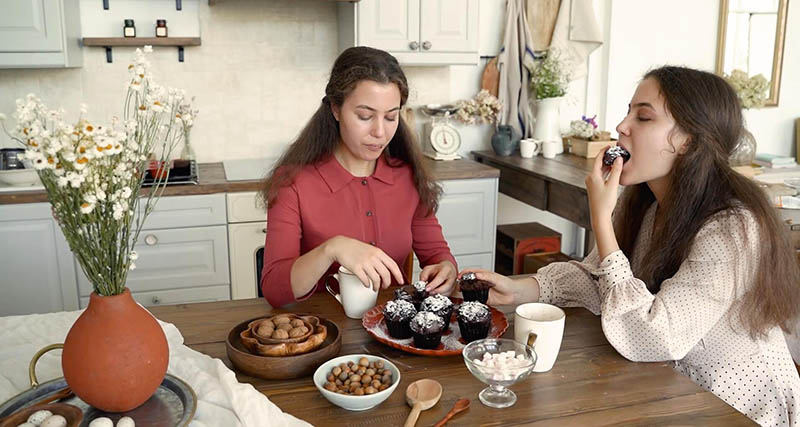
(0, 0, 83, 68)
(76, 194, 231, 308)
(412, 177, 498, 277)
(0, 202, 79, 316)
(338, 0, 479, 66)
(227, 191, 267, 300)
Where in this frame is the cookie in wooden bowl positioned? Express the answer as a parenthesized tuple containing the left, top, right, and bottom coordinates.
(248, 314, 318, 344)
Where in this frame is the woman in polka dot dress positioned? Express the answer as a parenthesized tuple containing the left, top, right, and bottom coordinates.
(461, 66, 800, 426)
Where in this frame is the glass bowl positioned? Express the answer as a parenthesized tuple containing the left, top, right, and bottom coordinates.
(462, 338, 536, 408)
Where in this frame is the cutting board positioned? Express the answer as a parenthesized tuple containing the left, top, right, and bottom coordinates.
(480, 56, 500, 97)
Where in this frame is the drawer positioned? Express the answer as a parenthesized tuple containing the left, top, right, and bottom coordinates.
(80, 285, 230, 308)
(227, 191, 267, 223)
(78, 225, 230, 296)
(140, 194, 227, 230)
(437, 178, 498, 255)
(412, 252, 494, 279)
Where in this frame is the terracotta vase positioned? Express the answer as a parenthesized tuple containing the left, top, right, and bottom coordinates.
(61, 288, 169, 412)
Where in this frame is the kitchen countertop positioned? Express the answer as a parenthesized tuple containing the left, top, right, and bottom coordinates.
(0, 158, 499, 205)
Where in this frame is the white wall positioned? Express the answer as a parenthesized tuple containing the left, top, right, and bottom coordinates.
(601, 0, 799, 157)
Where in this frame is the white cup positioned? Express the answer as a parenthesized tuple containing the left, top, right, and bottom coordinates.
(519, 138, 543, 158)
(514, 303, 565, 372)
(325, 266, 378, 319)
(542, 140, 560, 159)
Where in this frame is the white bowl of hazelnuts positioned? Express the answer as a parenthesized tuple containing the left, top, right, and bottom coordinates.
(313, 354, 401, 411)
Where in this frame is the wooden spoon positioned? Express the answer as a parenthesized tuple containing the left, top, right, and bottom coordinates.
(433, 398, 470, 427)
(404, 379, 442, 427)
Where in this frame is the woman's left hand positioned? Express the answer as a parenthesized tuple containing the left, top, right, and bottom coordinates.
(585, 147, 623, 228)
(420, 260, 457, 296)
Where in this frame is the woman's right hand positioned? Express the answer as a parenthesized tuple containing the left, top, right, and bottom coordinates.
(325, 236, 404, 291)
(457, 269, 520, 306)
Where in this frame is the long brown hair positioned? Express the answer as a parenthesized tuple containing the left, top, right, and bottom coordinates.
(614, 66, 800, 338)
(261, 46, 442, 215)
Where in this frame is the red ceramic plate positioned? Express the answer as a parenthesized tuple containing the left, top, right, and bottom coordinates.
(362, 297, 508, 356)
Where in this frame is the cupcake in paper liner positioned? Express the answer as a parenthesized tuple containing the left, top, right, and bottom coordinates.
(383, 299, 416, 339)
(409, 311, 445, 349)
(457, 301, 491, 343)
(420, 294, 454, 333)
(458, 272, 493, 304)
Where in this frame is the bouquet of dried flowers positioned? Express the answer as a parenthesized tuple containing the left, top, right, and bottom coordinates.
(529, 49, 570, 100)
(455, 90, 502, 125)
(0, 46, 195, 296)
(724, 69, 769, 109)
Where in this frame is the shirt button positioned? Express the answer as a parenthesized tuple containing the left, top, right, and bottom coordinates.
(361, 179, 367, 185)
(366, 210, 372, 217)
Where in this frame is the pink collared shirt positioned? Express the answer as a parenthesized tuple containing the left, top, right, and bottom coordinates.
(261, 155, 457, 307)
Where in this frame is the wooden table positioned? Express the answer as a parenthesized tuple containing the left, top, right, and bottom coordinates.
(149, 292, 751, 426)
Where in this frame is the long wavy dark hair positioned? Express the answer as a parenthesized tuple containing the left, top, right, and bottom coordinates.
(260, 46, 441, 215)
(614, 66, 800, 338)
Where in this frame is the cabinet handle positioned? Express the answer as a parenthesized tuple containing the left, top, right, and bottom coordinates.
(261, 228, 267, 234)
(144, 234, 158, 246)
(152, 296, 161, 304)
(422, 41, 432, 50)
(409, 41, 419, 50)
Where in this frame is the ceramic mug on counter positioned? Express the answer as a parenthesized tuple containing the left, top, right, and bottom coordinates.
(326, 266, 378, 319)
(542, 140, 560, 159)
(514, 302, 565, 372)
(519, 138, 543, 158)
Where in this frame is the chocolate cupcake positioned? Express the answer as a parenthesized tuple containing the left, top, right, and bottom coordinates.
(383, 299, 417, 339)
(420, 294, 454, 332)
(409, 311, 445, 349)
(458, 272, 492, 304)
(399, 281, 429, 310)
(394, 287, 414, 305)
(602, 146, 631, 166)
(457, 301, 492, 343)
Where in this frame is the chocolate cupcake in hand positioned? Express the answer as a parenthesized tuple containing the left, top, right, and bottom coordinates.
(409, 311, 445, 349)
(458, 272, 493, 304)
(602, 146, 630, 166)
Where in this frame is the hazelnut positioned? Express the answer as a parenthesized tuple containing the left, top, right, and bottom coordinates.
(354, 388, 365, 396)
(349, 374, 361, 383)
(323, 382, 336, 391)
(359, 357, 369, 367)
(365, 368, 376, 376)
(361, 375, 372, 384)
(365, 386, 377, 395)
(332, 366, 341, 376)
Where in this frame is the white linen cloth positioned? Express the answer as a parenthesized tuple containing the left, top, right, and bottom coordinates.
(548, 0, 603, 80)
(0, 310, 311, 427)
(498, 0, 536, 138)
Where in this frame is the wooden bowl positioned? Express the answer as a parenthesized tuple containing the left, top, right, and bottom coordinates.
(227, 316, 342, 380)
(0, 403, 82, 427)
(248, 314, 318, 344)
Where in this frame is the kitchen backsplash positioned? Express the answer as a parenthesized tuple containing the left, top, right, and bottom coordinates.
(0, 0, 452, 162)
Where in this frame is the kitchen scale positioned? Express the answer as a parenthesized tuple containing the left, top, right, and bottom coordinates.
(421, 105, 462, 161)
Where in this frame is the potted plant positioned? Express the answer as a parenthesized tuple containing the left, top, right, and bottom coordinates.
(529, 49, 570, 151)
(564, 115, 616, 158)
(0, 46, 195, 412)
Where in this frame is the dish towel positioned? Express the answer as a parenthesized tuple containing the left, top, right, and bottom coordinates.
(0, 310, 311, 427)
(498, 0, 537, 138)
(548, 0, 604, 80)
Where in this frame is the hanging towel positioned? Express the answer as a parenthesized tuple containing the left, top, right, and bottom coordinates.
(548, 0, 603, 80)
(498, 0, 536, 138)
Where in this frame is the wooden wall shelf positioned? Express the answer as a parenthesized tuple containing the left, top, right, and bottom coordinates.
(82, 37, 201, 63)
(208, 0, 359, 4)
(82, 37, 201, 47)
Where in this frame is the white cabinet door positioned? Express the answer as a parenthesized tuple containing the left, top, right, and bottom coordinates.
(357, 0, 420, 52)
(0, 202, 78, 316)
(437, 178, 497, 255)
(0, 0, 81, 68)
(77, 225, 230, 296)
(419, 0, 479, 53)
(0, 0, 63, 52)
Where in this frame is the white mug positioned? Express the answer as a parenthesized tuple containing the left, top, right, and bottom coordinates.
(514, 303, 565, 372)
(519, 138, 543, 158)
(325, 266, 378, 319)
(542, 140, 560, 159)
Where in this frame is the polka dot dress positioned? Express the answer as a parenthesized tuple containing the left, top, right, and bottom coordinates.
(535, 204, 800, 426)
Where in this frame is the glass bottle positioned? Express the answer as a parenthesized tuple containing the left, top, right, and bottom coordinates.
(124, 19, 136, 38)
(180, 131, 196, 161)
(729, 127, 757, 166)
(155, 20, 168, 38)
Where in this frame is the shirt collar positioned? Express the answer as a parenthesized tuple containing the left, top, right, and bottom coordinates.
(316, 154, 395, 193)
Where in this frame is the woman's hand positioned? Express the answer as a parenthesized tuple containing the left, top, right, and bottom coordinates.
(585, 147, 623, 229)
(325, 236, 404, 291)
(457, 269, 538, 306)
(420, 260, 457, 295)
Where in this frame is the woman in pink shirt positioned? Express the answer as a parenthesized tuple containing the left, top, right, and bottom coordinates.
(259, 47, 457, 308)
